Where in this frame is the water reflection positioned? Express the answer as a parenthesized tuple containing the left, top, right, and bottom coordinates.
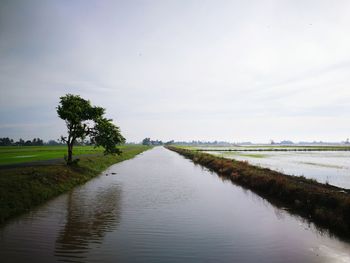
(55, 183, 121, 261)
(1, 147, 350, 262)
(202, 157, 350, 242)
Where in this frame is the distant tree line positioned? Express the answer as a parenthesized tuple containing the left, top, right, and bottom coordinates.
(142, 138, 165, 146)
(169, 140, 234, 146)
(0, 137, 44, 146)
(141, 138, 235, 146)
(0, 137, 99, 147)
(0, 137, 109, 147)
(141, 138, 175, 146)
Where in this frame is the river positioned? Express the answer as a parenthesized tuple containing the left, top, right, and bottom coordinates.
(0, 147, 350, 262)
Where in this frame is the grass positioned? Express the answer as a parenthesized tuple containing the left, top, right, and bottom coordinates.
(0, 145, 151, 224)
(299, 162, 344, 169)
(167, 146, 350, 238)
(0, 145, 108, 165)
(239, 153, 267, 158)
(225, 152, 267, 158)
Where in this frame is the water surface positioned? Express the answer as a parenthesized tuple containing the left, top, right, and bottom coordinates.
(1, 147, 350, 262)
(208, 151, 350, 189)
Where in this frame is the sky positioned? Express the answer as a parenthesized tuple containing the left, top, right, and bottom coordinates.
(0, 0, 350, 143)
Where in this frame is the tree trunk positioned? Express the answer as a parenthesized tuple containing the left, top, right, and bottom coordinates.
(67, 143, 73, 165)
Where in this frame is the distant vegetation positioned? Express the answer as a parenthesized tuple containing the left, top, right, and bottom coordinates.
(142, 139, 350, 146)
(141, 138, 239, 146)
(0, 137, 96, 147)
(142, 138, 166, 146)
(0, 137, 44, 146)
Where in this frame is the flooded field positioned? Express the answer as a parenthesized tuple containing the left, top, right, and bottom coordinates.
(1, 147, 350, 262)
(204, 149, 350, 189)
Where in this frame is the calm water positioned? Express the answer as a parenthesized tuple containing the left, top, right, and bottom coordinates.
(208, 151, 350, 189)
(1, 147, 350, 262)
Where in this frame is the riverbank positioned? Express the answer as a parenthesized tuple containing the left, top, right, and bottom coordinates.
(167, 146, 350, 238)
(0, 145, 151, 224)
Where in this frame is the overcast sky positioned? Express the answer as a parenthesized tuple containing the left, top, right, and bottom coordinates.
(1, 0, 350, 143)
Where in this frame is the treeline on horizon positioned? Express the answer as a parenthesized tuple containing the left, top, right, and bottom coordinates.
(142, 138, 350, 146)
(0, 137, 86, 147)
(0, 137, 46, 146)
(141, 138, 230, 146)
(1, 137, 349, 147)
(141, 138, 235, 146)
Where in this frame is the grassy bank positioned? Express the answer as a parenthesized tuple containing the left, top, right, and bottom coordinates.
(167, 146, 350, 238)
(0, 145, 150, 224)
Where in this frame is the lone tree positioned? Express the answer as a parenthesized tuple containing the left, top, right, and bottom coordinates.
(57, 94, 125, 164)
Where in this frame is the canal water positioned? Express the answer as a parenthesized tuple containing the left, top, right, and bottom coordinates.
(1, 147, 350, 262)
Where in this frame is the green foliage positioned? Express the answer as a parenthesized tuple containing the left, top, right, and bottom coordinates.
(142, 137, 151, 145)
(0, 137, 44, 146)
(141, 138, 163, 145)
(91, 118, 125, 155)
(57, 94, 105, 125)
(57, 94, 124, 164)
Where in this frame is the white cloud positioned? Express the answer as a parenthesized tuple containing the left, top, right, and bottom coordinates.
(1, 0, 350, 142)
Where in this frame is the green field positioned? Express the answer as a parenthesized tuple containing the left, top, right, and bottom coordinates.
(0, 145, 129, 165)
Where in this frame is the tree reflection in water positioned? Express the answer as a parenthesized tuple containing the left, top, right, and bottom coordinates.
(55, 183, 121, 261)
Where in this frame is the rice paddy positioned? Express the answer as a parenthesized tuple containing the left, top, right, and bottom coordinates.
(184, 146, 350, 189)
(0, 145, 105, 165)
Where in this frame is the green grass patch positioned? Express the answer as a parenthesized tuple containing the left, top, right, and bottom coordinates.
(240, 153, 267, 158)
(0, 145, 108, 165)
(224, 152, 267, 158)
(0, 145, 151, 224)
(300, 162, 344, 169)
